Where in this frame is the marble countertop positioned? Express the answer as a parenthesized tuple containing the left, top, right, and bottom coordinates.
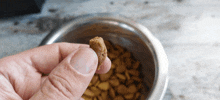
(0, 0, 220, 100)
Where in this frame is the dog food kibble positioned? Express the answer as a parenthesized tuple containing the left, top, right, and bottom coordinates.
(89, 37, 107, 69)
(83, 40, 142, 100)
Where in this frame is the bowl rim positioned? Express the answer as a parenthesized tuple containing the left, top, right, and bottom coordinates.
(39, 13, 169, 100)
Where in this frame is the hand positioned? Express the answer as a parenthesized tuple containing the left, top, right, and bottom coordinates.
(0, 43, 111, 100)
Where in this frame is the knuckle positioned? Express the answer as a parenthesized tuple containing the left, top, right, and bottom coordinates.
(48, 73, 72, 98)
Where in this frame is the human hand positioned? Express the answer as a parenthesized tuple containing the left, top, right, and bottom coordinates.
(0, 43, 111, 100)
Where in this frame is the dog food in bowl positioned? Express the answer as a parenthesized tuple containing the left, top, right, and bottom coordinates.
(82, 40, 143, 100)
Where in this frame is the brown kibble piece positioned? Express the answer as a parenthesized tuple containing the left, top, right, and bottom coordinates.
(113, 58, 121, 67)
(97, 96, 103, 100)
(111, 63, 116, 69)
(84, 89, 95, 97)
(109, 87, 116, 98)
(134, 92, 141, 99)
(126, 79, 134, 86)
(125, 70, 130, 80)
(95, 81, 100, 87)
(117, 85, 128, 94)
(82, 95, 93, 100)
(85, 98, 93, 100)
(113, 96, 124, 100)
(108, 52, 117, 60)
(100, 70, 113, 81)
(101, 91, 108, 100)
(89, 37, 107, 69)
(110, 75, 117, 79)
(127, 69, 140, 76)
(109, 79, 120, 87)
(108, 52, 118, 60)
(116, 73, 126, 80)
(137, 83, 142, 90)
(125, 58, 132, 67)
(128, 84, 137, 93)
(88, 83, 92, 87)
(133, 61, 140, 69)
(111, 49, 121, 56)
(94, 97, 98, 100)
(91, 75, 99, 84)
(116, 63, 126, 73)
(124, 93, 134, 99)
(104, 40, 113, 50)
(91, 87, 101, 96)
(131, 76, 142, 82)
(114, 45, 124, 54)
(121, 51, 131, 58)
(97, 82, 110, 90)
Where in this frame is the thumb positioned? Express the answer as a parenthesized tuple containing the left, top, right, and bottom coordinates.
(30, 48, 98, 100)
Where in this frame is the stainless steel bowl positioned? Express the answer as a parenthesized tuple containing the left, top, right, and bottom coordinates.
(39, 13, 168, 100)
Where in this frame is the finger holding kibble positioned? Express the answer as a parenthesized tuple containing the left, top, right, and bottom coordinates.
(83, 38, 143, 100)
(89, 37, 107, 70)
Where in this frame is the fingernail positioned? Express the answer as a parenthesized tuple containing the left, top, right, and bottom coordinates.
(70, 48, 98, 74)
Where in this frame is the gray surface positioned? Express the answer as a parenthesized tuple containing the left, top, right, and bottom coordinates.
(0, 0, 220, 100)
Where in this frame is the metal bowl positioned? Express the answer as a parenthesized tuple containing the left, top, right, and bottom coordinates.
(39, 13, 168, 100)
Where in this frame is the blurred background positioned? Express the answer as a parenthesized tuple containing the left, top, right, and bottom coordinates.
(0, 0, 220, 100)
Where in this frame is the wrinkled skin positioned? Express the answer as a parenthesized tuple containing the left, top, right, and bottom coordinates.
(0, 43, 111, 100)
